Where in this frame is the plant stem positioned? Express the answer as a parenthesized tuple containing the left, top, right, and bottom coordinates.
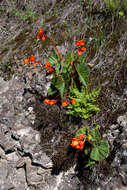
(46, 35, 63, 60)
(86, 138, 93, 145)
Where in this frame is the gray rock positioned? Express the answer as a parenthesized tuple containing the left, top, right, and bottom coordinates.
(0, 132, 17, 152)
(23, 66, 50, 97)
(8, 167, 27, 190)
(0, 160, 14, 190)
(6, 152, 20, 162)
(0, 147, 6, 159)
(32, 150, 53, 168)
(0, 77, 53, 189)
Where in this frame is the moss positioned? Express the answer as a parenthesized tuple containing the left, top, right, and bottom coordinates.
(104, 0, 127, 12)
(0, 7, 6, 14)
(0, 61, 15, 80)
(8, 1, 36, 23)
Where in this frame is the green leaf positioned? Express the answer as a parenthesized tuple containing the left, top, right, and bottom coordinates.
(55, 75, 65, 99)
(48, 87, 57, 96)
(66, 52, 74, 64)
(53, 47, 61, 60)
(55, 63, 60, 75)
(89, 126, 101, 141)
(90, 140, 109, 161)
(48, 56, 58, 66)
(75, 127, 87, 138)
(78, 53, 85, 63)
(62, 73, 71, 86)
(119, 11, 124, 16)
(75, 63, 89, 86)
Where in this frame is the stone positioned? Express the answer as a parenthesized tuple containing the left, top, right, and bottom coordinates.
(8, 167, 27, 190)
(32, 150, 53, 168)
(26, 165, 45, 185)
(23, 66, 50, 97)
(0, 132, 16, 152)
(6, 152, 19, 162)
(0, 160, 14, 190)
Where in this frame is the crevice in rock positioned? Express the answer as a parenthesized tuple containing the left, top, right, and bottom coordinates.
(0, 144, 6, 152)
(5, 149, 15, 155)
(11, 134, 19, 141)
(23, 152, 33, 161)
(32, 162, 52, 170)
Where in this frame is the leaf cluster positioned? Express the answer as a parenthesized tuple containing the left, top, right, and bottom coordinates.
(48, 50, 90, 100)
(75, 126, 109, 168)
(66, 86, 100, 119)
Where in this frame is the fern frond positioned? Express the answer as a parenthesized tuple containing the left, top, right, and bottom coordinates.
(66, 86, 100, 119)
(48, 56, 59, 65)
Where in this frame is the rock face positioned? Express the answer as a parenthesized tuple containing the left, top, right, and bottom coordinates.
(0, 76, 81, 190)
(0, 76, 52, 189)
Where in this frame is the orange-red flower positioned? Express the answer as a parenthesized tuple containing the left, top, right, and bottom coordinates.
(71, 138, 85, 150)
(76, 40, 81, 46)
(76, 40, 85, 46)
(24, 58, 29, 63)
(47, 68, 53, 73)
(70, 61, 73, 66)
(79, 134, 85, 141)
(62, 100, 69, 107)
(32, 62, 37, 67)
(78, 49, 82, 56)
(42, 35, 46, 40)
(81, 46, 86, 52)
(71, 99, 76, 104)
(43, 99, 57, 105)
(30, 55, 35, 62)
(45, 62, 51, 68)
(37, 28, 44, 38)
(71, 138, 79, 147)
(79, 40, 85, 46)
(49, 99, 57, 105)
(43, 99, 50, 105)
(24, 56, 38, 67)
(78, 141, 85, 150)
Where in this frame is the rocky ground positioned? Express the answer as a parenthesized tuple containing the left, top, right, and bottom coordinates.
(0, 0, 127, 189)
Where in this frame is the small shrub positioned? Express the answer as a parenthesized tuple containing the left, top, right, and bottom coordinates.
(71, 125, 109, 168)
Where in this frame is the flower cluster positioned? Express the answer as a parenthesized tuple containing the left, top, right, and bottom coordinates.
(43, 98, 76, 107)
(24, 28, 87, 107)
(37, 28, 63, 60)
(24, 55, 38, 66)
(37, 28, 46, 40)
(43, 99, 57, 105)
(62, 100, 69, 107)
(44, 62, 53, 73)
(62, 99, 76, 107)
(71, 134, 85, 150)
(75, 40, 86, 56)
